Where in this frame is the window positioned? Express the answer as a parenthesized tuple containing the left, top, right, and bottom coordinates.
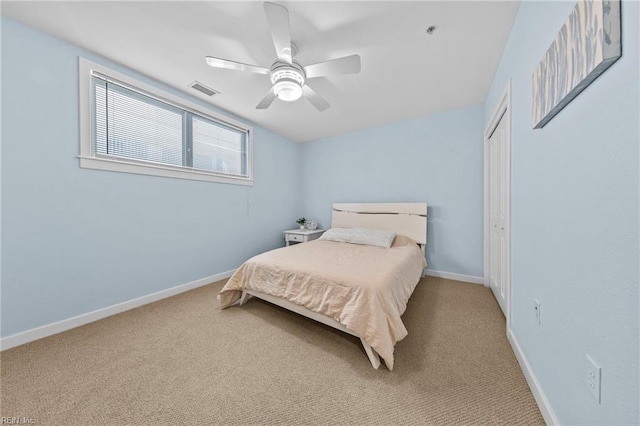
(79, 58, 253, 185)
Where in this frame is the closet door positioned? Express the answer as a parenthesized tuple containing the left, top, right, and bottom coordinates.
(488, 111, 510, 317)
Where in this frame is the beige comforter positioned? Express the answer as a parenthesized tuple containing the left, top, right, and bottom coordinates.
(218, 235, 426, 370)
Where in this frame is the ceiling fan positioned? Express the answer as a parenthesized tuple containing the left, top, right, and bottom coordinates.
(205, 1, 361, 111)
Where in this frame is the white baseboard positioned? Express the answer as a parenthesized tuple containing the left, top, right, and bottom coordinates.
(508, 328, 559, 425)
(424, 269, 485, 285)
(0, 269, 236, 351)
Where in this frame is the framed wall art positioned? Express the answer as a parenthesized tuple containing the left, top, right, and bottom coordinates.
(532, 0, 621, 129)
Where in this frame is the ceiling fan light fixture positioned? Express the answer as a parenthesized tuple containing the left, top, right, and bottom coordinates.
(274, 79, 302, 102)
(271, 66, 304, 102)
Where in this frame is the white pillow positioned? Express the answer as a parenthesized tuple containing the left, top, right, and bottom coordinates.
(319, 227, 396, 248)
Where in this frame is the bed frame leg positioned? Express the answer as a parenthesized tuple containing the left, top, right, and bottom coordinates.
(238, 291, 250, 306)
(360, 339, 381, 369)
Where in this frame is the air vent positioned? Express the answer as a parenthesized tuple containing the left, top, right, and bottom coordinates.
(189, 81, 219, 97)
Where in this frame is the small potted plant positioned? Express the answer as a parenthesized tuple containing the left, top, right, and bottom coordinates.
(296, 217, 307, 230)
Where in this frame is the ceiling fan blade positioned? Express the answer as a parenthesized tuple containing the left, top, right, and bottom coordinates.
(256, 87, 277, 109)
(304, 54, 361, 79)
(263, 2, 293, 64)
(205, 57, 270, 75)
(302, 85, 330, 111)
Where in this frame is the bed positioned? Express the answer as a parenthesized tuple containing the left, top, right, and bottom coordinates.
(218, 203, 427, 370)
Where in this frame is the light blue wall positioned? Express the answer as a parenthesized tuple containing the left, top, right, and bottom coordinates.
(0, 17, 302, 338)
(302, 105, 485, 277)
(485, 1, 639, 424)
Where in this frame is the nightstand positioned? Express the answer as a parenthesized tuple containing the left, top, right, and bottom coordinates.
(283, 229, 325, 246)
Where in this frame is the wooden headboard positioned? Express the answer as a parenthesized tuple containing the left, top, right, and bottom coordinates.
(331, 203, 427, 247)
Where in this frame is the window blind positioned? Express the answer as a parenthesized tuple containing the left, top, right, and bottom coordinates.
(92, 74, 249, 178)
(192, 115, 246, 176)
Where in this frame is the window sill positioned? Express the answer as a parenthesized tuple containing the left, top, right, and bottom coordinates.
(79, 156, 254, 186)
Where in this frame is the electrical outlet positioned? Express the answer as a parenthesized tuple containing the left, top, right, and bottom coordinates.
(533, 299, 541, 324)
(586, 354, 602, 403)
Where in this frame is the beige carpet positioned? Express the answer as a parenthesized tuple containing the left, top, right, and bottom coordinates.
(1, 277, 543, 425)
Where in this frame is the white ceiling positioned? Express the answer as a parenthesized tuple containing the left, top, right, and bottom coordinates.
(2, 1, 519, 142)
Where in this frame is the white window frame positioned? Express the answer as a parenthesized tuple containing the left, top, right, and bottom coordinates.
(78, 57, 253, 185)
